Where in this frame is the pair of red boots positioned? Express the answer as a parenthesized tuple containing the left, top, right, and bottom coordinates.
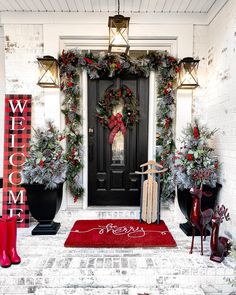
(0, 216, 21, 268)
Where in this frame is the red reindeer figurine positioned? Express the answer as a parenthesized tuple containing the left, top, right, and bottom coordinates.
(210, 205, 231, 263)
(189, 187, 213, 255)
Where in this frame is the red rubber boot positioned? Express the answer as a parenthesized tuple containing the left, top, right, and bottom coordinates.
(0, 219, 11, 268)
(7, 216, 21, 264)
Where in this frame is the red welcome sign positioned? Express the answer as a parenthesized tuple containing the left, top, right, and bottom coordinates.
(2, 95, 31, 227)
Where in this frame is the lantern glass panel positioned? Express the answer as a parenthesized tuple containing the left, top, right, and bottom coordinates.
(37, 57, 59, 88)
(177, 57, 200, 89)
(108, 15, 130, 54)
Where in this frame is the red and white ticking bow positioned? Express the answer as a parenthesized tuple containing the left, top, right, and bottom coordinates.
(108, 113, 127, 144)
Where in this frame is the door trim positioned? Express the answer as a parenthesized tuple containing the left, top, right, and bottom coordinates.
(82, 70, 88, 210)
(82, 70, 156, 209)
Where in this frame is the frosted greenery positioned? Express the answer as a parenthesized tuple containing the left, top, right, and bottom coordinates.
(59, 50, 178, 201)
(21, 122, 67, 189)
(172, 120, 219, 190)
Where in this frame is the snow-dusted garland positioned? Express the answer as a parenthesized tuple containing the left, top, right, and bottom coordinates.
(59, 50, 179, 202)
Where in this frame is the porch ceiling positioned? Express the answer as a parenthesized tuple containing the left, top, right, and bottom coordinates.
(0, 0, 228, 14)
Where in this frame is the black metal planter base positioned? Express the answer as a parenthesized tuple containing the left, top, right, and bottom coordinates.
(32, 221, 61, 235)
(179, 221, 211, 236)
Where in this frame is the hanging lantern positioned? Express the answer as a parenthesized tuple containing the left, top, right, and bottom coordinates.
(37, 56, 59, 88)
(177, 57, 200, 89)
(108, 0, 130, 54)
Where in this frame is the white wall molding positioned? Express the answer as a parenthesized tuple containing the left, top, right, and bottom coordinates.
(44, 23, 193, 58)
(0, 11, 207, 25)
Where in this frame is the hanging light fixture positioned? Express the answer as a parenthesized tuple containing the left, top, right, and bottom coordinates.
(37, 56, 59, 88)
(177, 57, 200, 89)
(108, 0, 130, 54)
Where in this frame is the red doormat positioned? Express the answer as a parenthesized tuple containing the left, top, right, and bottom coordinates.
(64, 219, 177, 248)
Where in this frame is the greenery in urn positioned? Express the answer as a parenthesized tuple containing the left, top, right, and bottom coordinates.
(172, 120, 219, 190)
(21, 121, 67, 189)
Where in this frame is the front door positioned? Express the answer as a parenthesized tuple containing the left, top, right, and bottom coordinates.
(88, 76, 149, 206)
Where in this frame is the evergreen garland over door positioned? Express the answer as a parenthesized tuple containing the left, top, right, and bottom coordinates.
(88, 76, 149, 206)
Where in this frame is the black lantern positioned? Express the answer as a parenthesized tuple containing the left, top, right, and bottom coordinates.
(108, 0, 130, 54)
(37, 56, 59, 88)
(177, 57, 200, 89)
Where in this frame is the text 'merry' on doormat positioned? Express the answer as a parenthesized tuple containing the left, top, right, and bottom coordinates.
(64, 219, 176, 248)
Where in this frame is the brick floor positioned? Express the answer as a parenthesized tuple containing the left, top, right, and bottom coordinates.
(0, 205, 235, 295)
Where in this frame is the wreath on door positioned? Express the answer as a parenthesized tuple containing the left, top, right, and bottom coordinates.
(96, 85, 139, 144)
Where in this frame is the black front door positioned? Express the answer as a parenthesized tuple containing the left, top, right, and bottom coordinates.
(88, 76, 149, 206)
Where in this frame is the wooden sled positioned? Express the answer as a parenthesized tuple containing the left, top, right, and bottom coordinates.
(135, 160, 167, 224)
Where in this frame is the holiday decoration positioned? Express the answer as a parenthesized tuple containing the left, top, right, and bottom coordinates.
(96, 85, 138, 144)
(21, 121, 67, 189)
(210, 205, 231, 263)
(177, 183, 221, 237)
(21, 122, 67, 234)
(64, 219, 176, 248)
(189, 187, 214, 255)
(172, 120, 219, 190)
(135, 160, 168, 224)
(2, 95, 31, 227)
(108, 113, 126, 144)
(59, 50, 178, 201)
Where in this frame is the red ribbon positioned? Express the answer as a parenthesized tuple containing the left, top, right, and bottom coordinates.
(193, 127, 199, 139)
(165, 117, 170, 129)
(108, 113, 127, 144)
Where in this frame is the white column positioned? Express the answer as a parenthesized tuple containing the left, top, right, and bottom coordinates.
(175, 90, 193, 147)
(148, 71, 156, 161)
(174, 89, 193, 222)
(44, 88, 61, 129)
(82, 70, 88, 210)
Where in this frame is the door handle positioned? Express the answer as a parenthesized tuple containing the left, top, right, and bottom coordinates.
(88, 143, 94, 161)
(88, 127, 94, 161)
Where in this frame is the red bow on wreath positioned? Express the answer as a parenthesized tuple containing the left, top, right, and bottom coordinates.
(108, 113, 127, 144)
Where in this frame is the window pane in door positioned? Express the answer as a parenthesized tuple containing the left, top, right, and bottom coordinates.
(111, 103, 124, 164)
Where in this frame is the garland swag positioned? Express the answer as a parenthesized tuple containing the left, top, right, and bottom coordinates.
(59, 50, 179, 202)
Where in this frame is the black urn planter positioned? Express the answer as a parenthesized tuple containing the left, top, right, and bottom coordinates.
(22, 183, 63, 235)
(177, 183, 222, 236)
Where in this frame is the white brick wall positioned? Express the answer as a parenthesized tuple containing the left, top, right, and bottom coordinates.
(4, 24, 45, 129)
(194, 0, 236, 241)
(193, 24, 208, 121)
(0, 26, 5, 178)
(0, 25, 45, 211)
